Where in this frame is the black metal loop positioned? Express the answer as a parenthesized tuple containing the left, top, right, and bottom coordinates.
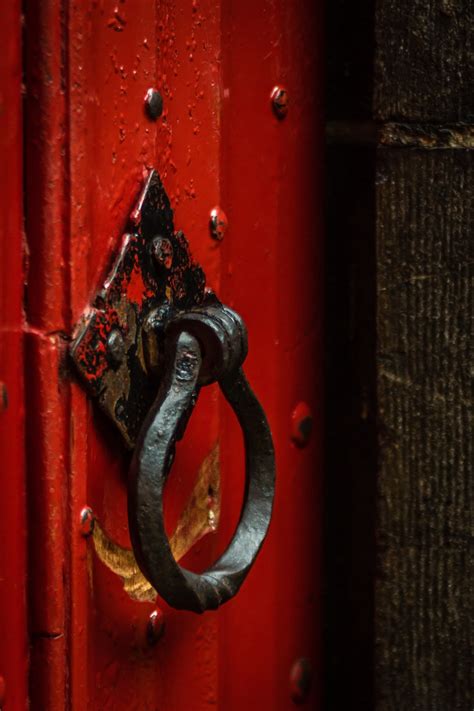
(127, 311, 275, 613)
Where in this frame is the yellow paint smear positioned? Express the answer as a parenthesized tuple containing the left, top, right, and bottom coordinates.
(91, 444, 220, 602)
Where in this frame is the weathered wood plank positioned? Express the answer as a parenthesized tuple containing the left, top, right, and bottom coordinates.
(375, 0, 474, 121)
(375, 147, 474, 711)
(326, 2, 473, 708)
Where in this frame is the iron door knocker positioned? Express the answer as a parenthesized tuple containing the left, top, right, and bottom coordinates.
(70, 170, 275, 613)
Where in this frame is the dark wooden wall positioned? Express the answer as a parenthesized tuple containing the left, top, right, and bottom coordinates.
(325, 2, 473, 710)
(374, 3, 473, 710)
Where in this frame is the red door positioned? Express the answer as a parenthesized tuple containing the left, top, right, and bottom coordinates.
(1, 1, 323, 709)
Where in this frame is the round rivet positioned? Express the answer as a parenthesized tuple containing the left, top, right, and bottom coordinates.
(289, 658, 312, 704)
(107, 329, 126, 366)
(209, 206, 228, 241)
(271, 85, 289, 119)
(152, 236, 173, 269)
(144, 88, 164, 120)
(291, 402, 313, 448)
(80, 507, 95, 537)
(147, 608, 165, 645)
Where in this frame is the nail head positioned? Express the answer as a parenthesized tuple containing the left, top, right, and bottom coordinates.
(152, 236, 173, 269)
(291, 402, 313, 448)
(145, 88, 164, 120)
(289, 658, 312, 704)
(107, 329, 126, 367)
(147, 608, 165, 645)
(271, 85, 289, 119)
(80, 507, 95, 537)
(209, 206, 228, 241)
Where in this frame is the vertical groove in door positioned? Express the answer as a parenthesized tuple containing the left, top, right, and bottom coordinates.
(0, 1, 28, 709)
(23, 0, 71, 708)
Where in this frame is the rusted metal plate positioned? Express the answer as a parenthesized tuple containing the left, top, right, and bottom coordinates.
(71, 170, 205, 447)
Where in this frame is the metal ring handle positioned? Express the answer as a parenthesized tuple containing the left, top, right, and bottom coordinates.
(127, 327, 275, 613)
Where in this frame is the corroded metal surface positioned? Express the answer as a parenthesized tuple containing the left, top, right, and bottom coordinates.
(70, 170, 205, 447)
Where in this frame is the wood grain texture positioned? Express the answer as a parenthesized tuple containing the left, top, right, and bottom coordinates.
(375, 0, 474, 122)
(375, 148, 474, 710)
(327, 1, 473, 708)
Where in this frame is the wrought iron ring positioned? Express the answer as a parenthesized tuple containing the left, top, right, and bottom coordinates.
(127, 304, 276, 613)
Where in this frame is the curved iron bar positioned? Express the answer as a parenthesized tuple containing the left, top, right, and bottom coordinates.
(128, 311, 275, 613)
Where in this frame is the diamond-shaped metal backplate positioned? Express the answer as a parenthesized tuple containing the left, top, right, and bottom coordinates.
(70, 170, 206, 448)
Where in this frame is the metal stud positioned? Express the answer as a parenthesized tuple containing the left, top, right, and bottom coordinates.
(209, 206, 228, 241)
(80, 507, 95, 537)
(289, 658, 312, 704)
(290, 402, 313, 448)
(107, 329, 126, 367)
(152, 236, 173, 269)
(147, 608, 165, 645)
(271, 85, 289, 119)
(144, 88, 164, 120)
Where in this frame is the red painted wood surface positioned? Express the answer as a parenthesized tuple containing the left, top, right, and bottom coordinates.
(0, 3, 28, 709)
(20, 1, 323, 709)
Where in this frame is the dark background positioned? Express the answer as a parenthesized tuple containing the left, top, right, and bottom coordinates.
(324, 0, 376, 708)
